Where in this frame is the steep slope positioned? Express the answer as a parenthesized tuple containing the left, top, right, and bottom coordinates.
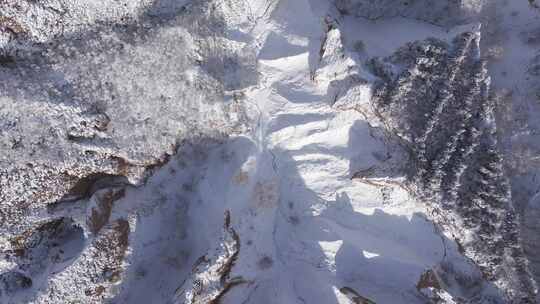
(0, 0, 539, 303)
(0, 1, 251, 302)
(368, 31, 536, 302)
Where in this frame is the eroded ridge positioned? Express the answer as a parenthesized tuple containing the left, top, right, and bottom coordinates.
(174, 211, 242, 304)
(369, 32, 537, 302)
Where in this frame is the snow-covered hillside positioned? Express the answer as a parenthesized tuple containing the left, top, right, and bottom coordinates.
(1, 0, 540, 303)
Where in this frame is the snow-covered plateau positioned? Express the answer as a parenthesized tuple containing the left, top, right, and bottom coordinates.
(1, 0, 540, 303)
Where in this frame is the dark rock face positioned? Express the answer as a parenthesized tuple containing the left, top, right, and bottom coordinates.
(369, 32, 537, 302)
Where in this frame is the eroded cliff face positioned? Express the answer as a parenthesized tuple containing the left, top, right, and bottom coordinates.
(1, 0, 539, 303)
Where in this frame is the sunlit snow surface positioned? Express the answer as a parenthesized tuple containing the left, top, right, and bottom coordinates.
(1, 0, 540, 303)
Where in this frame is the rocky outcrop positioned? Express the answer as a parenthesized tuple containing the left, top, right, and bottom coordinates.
(0, 1, 253, 302)
(34, 218, 131, 303)
(174, 211, 243, 304)
(86, 188, 125, 235)
(0, 0, 251, 233)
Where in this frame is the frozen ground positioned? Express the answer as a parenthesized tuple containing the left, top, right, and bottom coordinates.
(1, 0, 540, 303)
